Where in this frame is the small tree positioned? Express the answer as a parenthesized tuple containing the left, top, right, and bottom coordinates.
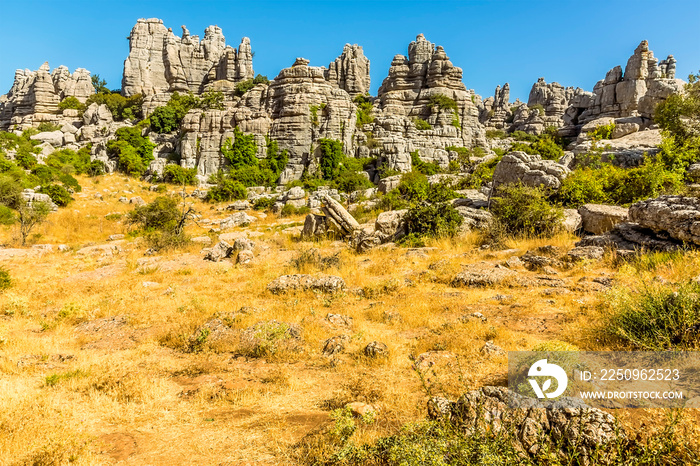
(127, 195, 197, 249)
(17, 201, 51, 246)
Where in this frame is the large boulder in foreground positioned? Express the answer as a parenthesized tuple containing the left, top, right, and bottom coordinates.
(428, 386, 623, 463)
(492, 151, 569, 191)
(628, 196, 700, 245)
(267, 274, 346, 294)
(578, 204, 628, 234)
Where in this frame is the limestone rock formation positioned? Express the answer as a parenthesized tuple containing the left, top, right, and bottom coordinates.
(429, 386, 623, 463)
(373, 34, 485, 172)
(122, 18, 254, 96)
(628, 196, 700, 245)
(0, 62, 94, 130)
(325, 44, 370, 98)
(492, 151, 570, 190)
(578, 204, 629, 235)
(565, 40, 683, 127)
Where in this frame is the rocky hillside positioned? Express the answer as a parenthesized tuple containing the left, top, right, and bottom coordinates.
(0, 19, 685, 184)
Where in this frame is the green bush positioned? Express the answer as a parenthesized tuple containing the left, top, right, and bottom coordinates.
(510, 134, 565, 160)
(205, 176, 247, 202)
(58, 96, 85, 113)
(262, 137, 288, 176)
(427, 94, 458, 113)
(402, 202, 463, 240)
(555, 157, 683, 207)
(334, 171, 373, 193)
(491, 184, 563, 238)
(318, 138, 344, 180)
(234, 74, 270, 96)
(127, 196, 180, 231)
(85, 91, 143, 120)
(253, 197, 276, 211)
(222, 127, 258, 169)
(426, 181, 457, 203)
(107, 127, 155, 177)
(601, 281, 700, 350)
(589, 122, 616, 140)
(36, 122, 61, 133)
(414, 118, 431, 130)
(149, 91, 223, 133)
(39, 184, 73, 206)
(354, 94, 374, 128)
(46, 147, 92, 175)
(162, 165, 198, 185)
(485, 129, 507, 139)
(397, 171, 429, 202)
(0, 267, 11, 291)
(410, 151, 441, 175)
(0, 205, 15, 225)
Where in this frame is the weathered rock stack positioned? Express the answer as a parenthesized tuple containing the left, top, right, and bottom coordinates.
(122, 19, 254, 97)
(0, 62, 94, 130)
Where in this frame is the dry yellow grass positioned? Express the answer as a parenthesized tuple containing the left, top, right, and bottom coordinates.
(0, 174, 698, 464)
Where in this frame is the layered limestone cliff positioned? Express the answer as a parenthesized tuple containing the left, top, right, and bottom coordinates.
(122, 18, 254, 96)
(372, 34, 485, 171)
(0, 62, 94, 130)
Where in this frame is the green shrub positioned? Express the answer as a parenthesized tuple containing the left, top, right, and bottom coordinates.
(253, 197, 276, 211)
(85, 91, 143, 120)
(39, 184, 73, 207)
(262, 138, 288, 177)
(397, 171, 429, 202)
(107, 127, 155, 177)
(377, 190, 409, 211)
(511, 130, 537, 142)
(58, 96, 85, 113)
(334, 171, 373, 193)
(222, 127, 258, 169)
(127, 196, 180, 231)
(491, 184, 563, 238)
(46, 147, 92, 175)
(15, 152, 38, 170)
(318, 138, 344, 180)
(510, 133, 565, 161)
(354, 94, 374, 128)
(402, 202, 463, 240)
(485, 129, 507, 139)
(414, 118, 431, 130)
(427, 94, 458, 112)
(234, 74, 270, 96)
(426, 181, 457, 203)
(205, 175, 247, 202)
(601, 281, 700, 350)
(0, 267, 11, 291)
(162, 165, 197, 185)
(589, 122, 616, 140)
(555, 157, 683, 207)
(410, 151, 441, 175)
(529, 103, 545, 116)
(0, 205, 15, 225)
(36, 122, 61, 133)
(149, 91, 222, 133)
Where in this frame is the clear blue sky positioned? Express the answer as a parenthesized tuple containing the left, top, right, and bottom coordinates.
(1, 0, 698, 102)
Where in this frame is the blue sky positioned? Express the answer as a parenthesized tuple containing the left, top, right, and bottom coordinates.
(1, 0, 698, 102)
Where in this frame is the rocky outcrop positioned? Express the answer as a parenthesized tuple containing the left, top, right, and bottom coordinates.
(565, 40, 683, 128)
(578, 204, 628, 234)
(0, 62, 94, 130)
(325, 44, 370, 98)
(122, 18, 253, 96)
(492, 151, 569, 190)
(628, 196, 700, 245)
(373, 34, 485, 172)
(428, 386, 623, 463)
(509, 78, 584, 133)
(479, 83, 517, 130)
